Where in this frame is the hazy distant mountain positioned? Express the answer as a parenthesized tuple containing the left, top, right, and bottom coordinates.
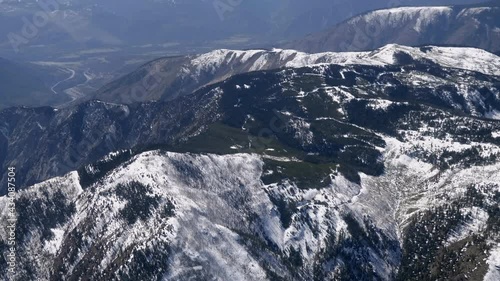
(286, 1, 500, 53)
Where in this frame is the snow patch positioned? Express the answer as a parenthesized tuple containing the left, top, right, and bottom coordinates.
(484, 244, 500, 281)
(249, 53, 269, 71)
(44, 228, 65, 255)
(458, 7, 494, 17)
(485, 110, 500, 120)
(288, 118, 314, 145)
(354, 7, 453, 33)
(367, 99, 393, 111)
(446, 207, 489, 245)
(303, 189, 320, 201)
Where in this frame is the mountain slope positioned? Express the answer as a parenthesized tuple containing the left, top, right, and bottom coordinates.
(3, 46, 500, 191)
(0, 92, 221, 193)
(90, 44, 500, 104)
(286, 3, 500, 53)
(1, 147, 498, 280)
(1, 60, 500, 279)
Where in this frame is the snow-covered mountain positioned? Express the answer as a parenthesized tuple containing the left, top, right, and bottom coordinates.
(1, 147, 499, 280)
(1, 55, 500, 279)
(286, 2, 500, 54)
(4, 45, 500, 191)
(90, 44, 500, 104)
(3, 1, 500, 279)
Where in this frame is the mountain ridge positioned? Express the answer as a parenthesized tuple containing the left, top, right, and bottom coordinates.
(1, 98, 499, 279)
(285, 3, 500, 53)
(3, 51, 500, 191)
(2, 2, 500, 280)
(87, 44, 500, 105)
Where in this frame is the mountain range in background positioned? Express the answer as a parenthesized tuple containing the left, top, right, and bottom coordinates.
(286, 0, 500, 53)
(1, 1, 500, 280)
(0, 0, 487, 58)
(0, 0, 497, 110)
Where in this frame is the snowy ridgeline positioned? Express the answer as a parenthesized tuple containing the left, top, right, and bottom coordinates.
(185, 44, 500, 77)
(92, 42, 500, 105)
(1, 134, 499, 280)
(351, 6, 454, 33)
(349, 6, 497, 33)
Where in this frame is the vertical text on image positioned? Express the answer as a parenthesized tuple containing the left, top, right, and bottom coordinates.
(6, 167, 17, 278)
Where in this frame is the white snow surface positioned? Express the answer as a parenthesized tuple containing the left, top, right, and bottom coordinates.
(484, 244, 500, 281)
(485, 110, 500, 120)
(354, 136, 500, 237)
(44, 228, 66, 255)
(2, 134, 500, 279)
(447, 207, 489, 245)
(458, 7, 496, 17)
(189, 44, 500, 77)
(351, 6, 499, 33)
(352, 7, 453, 33)
(0, 150, 397, 279)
